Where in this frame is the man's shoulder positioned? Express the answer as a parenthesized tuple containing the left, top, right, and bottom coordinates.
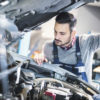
(77, 34, 96, 50)
(78, 33, 98, 40)
(78, 34, 90, 38)
(77, 34, 92, 42)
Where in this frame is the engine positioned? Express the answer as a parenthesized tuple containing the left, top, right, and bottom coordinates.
(0, 52, 99, 100)
(31, 78, 92, 100)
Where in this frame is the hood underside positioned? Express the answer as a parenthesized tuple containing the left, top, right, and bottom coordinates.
(0, 0, 99, 31)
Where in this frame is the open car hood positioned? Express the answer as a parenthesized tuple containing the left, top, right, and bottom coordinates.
(0, 0, 99, 31)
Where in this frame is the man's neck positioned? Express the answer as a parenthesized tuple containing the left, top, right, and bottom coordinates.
(62, 41, 72, 47)
(60, 37, 76, 50)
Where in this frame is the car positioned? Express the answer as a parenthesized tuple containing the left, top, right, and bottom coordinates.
(0, 0, 100, 100)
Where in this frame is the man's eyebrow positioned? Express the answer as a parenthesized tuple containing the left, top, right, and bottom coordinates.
(54, 29, 65, 34)
(60, 32, 65, 34)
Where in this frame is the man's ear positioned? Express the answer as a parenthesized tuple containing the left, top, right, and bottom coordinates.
(71, 29, 76, 37)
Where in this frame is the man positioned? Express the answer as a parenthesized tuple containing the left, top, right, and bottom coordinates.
(33, 12, 100, 83)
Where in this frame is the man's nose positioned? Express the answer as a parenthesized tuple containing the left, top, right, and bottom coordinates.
(55, 34, 60, 39)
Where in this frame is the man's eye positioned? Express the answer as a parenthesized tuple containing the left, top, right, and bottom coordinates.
(60, 32, 65, 35)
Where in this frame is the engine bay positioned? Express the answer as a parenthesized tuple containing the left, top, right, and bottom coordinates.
(0, 52, 99, 100)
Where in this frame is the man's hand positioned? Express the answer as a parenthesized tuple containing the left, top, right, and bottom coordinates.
(32, 51, 48, 65)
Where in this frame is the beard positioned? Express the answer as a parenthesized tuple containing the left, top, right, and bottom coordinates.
(54, 35, 72, 47)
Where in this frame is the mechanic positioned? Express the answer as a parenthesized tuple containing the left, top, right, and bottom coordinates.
(33, 12, 100, 84)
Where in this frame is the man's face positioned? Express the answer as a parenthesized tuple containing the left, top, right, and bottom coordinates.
(54, 22, 74, 47)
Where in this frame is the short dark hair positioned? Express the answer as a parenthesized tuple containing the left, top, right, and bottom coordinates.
(56, 12, 77, 32)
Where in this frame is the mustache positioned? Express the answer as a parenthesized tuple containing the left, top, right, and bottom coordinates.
(55, 39, 61, 42)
